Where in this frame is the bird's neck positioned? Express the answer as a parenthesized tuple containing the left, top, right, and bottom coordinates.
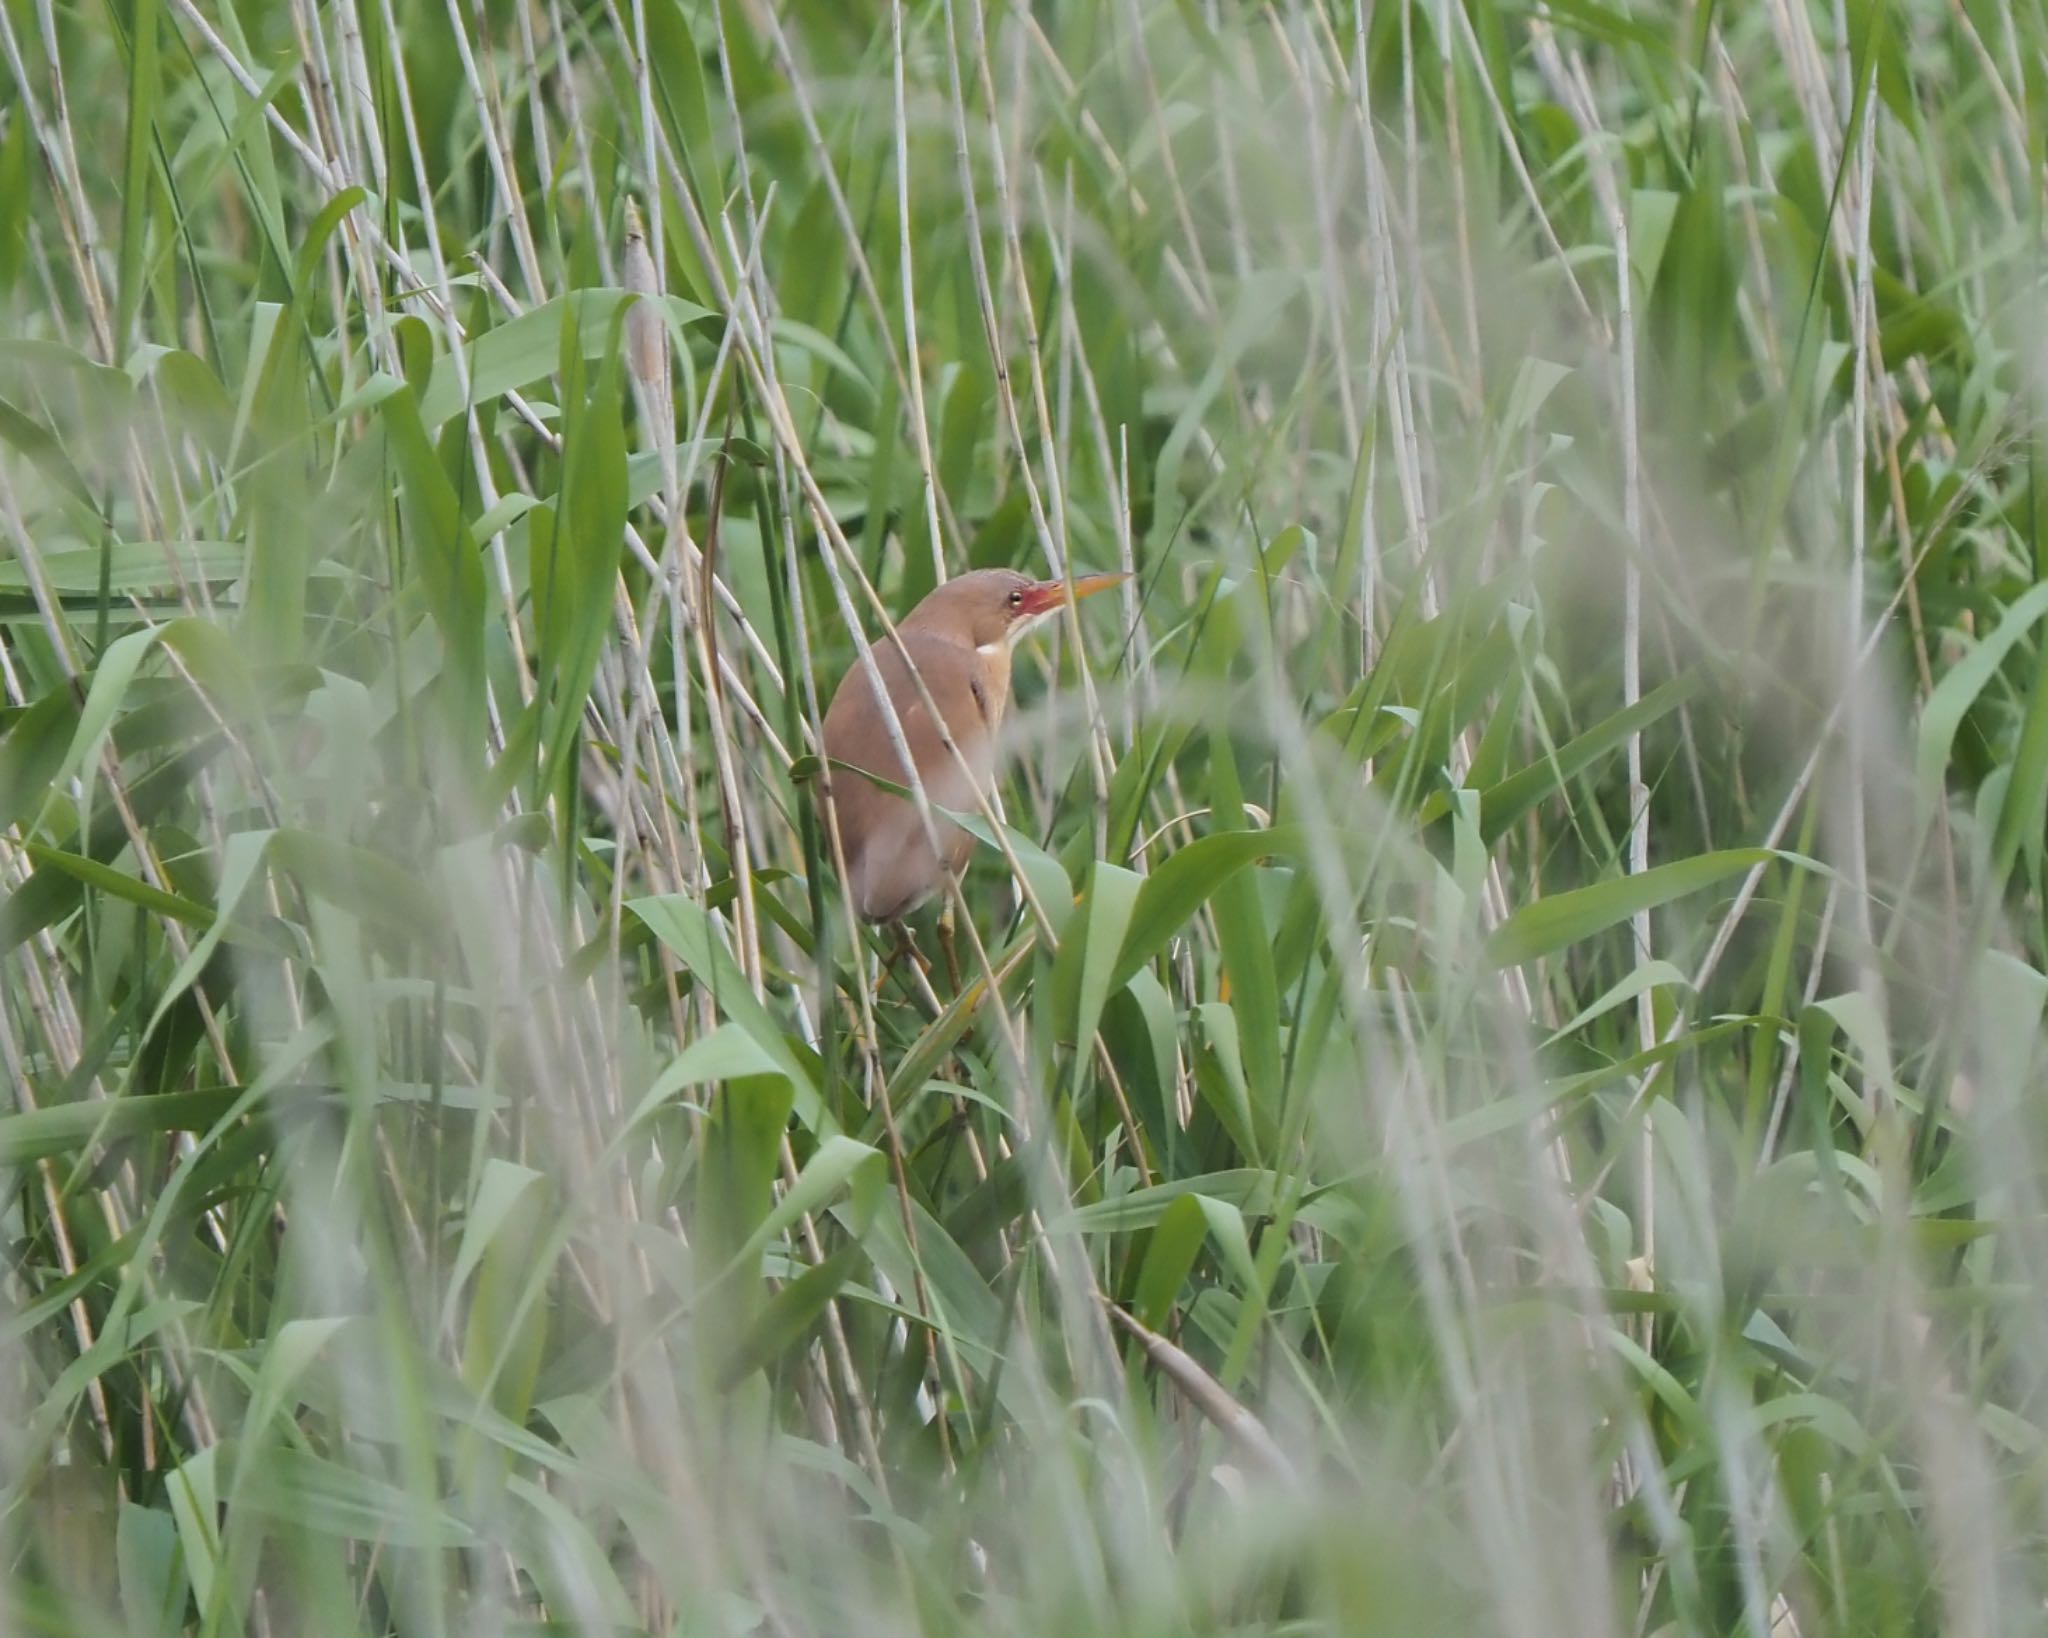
(969, 640, 1013, 724)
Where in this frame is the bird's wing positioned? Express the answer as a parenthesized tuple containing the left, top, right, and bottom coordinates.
(893, 632, 996, 806)
(823, 633, 990, 808)
(819, 633, 996, 917)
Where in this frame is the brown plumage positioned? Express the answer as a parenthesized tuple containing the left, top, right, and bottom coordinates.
(819, 567, 1124, 921)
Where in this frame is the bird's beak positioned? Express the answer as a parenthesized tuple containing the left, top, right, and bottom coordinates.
(1018, 571, 1128, 618)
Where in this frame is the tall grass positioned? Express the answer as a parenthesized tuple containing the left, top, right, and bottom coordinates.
(4, 0, 2046, 1632)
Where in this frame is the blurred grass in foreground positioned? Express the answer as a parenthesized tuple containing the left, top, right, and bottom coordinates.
(5, 0, 2048, 1632)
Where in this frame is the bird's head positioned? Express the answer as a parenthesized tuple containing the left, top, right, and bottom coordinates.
(902, 567, 1128, 651)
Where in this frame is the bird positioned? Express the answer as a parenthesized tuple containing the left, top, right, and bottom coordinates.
(819, 567, 1125, 924)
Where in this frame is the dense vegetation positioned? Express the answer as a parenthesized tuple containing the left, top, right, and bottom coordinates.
(5, 0, 2048, 1631)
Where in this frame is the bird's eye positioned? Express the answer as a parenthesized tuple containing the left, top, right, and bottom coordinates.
(1008, 589, 1023, 607)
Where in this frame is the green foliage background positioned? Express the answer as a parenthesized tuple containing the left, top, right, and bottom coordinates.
(4, 0, 2048, 1632)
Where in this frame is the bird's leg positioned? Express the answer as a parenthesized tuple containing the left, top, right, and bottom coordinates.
(897, 940, 946, 1019)
(935, 897, 963, 993)
(875, 918, 930, 1002)
(873, 920, 910, 996)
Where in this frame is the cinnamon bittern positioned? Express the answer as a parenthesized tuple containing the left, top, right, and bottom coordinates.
(820, 568, 1125, 923)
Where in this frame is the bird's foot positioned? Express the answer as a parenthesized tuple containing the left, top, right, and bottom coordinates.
(875, 920, 930, 998)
